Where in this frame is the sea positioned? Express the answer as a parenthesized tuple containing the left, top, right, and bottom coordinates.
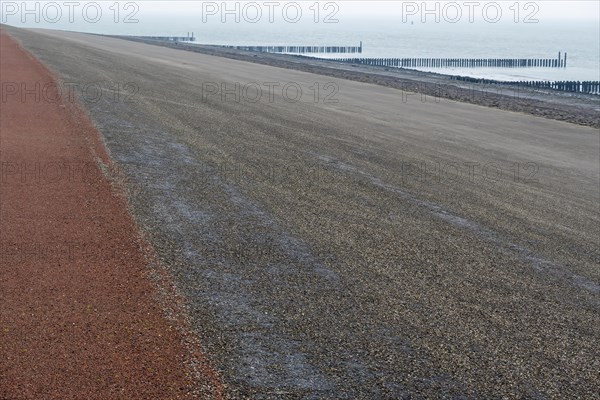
(5, 1, 599, 82)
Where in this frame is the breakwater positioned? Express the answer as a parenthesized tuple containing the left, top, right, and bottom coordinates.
(450, 76, 600, 95)
(222, 43, 363, 54)
(332, 52, 568, 68)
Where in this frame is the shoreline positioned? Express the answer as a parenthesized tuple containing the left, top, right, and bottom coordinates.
(113, 36, 600, 128)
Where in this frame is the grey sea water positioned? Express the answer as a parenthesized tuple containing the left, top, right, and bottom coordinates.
(5, 1, 599, 81)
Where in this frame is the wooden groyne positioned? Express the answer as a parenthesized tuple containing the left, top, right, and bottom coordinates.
(135, 32, 196, 42)
(332, 52, 567, 68)
(223, 42, 363, 54)
(450, 76, 600, 95)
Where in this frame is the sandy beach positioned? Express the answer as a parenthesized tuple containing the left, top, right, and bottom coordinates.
(1, 26, 599, 399)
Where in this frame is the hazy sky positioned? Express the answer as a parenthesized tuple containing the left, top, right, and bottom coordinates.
(4, 1, 595, 20)
(2, 1, 598, 29)
(138, 1, 600, 20)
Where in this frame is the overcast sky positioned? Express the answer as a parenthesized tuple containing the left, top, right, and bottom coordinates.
(2, 1, 598, 29)
(137, 1, 599, 20)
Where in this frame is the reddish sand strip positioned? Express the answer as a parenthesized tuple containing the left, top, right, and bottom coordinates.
(0, 30, 223, 399)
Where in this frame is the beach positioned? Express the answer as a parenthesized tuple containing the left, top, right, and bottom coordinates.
(1, 26, 599, 399)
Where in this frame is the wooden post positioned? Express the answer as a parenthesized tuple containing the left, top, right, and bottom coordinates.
(558, 51, 561, 67)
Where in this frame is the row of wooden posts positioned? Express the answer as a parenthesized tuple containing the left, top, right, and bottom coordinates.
(222, 42, 567, 69)
(224, 43, 363, 54)
(136, 32, 196, 42)
(449, 76, 600, 95)
(332, 53, 568, 68)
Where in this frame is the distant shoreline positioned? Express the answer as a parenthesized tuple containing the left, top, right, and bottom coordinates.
(113, 36, 600, 128)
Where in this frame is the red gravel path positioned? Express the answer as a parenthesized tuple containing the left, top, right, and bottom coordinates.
(0, 29, 223, 399)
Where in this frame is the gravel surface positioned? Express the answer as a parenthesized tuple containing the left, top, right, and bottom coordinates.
(118, 37, 600, 129)
(0, 29, 224, 399)
(5, 27, 599, 399)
